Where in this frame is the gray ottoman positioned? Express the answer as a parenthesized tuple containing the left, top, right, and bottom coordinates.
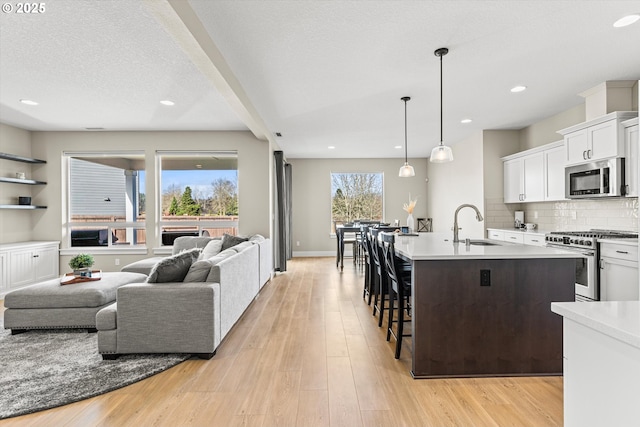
(3, 272, 147, 334)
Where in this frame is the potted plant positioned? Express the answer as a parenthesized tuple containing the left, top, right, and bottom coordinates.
(69, 253, 95, 277)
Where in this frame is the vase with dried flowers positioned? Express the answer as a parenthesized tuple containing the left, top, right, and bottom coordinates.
(403, 195, 417, 232)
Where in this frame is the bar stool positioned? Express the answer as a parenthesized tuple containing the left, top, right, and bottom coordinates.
(369, 228, 388, 327)
(360, 226, 375, 304)
(380, 232, 412, 359)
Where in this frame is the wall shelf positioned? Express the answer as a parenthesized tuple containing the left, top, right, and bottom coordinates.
(0, 205, 47, 210)
(0, 152, 46, 164)
(0, 177, 47, 185)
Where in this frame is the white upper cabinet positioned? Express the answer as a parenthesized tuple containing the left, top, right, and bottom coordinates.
(623, 118, 638, 197)
(543, 144, 566, 201)
(504, 159, 523, 203)
(503, 141, 564, 203)
(558, 111, 638, 166)
(503, 152, 544, 203)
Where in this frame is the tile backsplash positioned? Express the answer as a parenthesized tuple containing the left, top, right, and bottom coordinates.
(485, 197, 639, 232)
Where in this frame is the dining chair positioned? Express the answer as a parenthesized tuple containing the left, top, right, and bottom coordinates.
(380, 232, 412, 359)
(369, 228, 389, 327)
(360, 226, 375, 304)
(335, 221, 358, 267)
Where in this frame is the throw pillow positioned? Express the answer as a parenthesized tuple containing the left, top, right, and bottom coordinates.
(221, 233, 249, 251)
(183, 259, 214, 282)
(200, 239, 223, 260)
(147, 248, 201, 283)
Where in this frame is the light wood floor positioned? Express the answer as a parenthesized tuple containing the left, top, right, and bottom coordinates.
(1, 257, 563, 426)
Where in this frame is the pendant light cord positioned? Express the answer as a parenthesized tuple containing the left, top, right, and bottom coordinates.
(440, 52, 443, 145)
(404, 98, 408, 163)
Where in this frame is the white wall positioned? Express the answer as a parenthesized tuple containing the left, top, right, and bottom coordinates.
(14, 130, 271, 272)
(426, 131, 485, 239)
(288, 157, 428, 255)
(0, 124, 37, 243)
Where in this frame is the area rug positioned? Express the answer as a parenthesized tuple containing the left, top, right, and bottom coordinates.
(0, 316, 190, 419)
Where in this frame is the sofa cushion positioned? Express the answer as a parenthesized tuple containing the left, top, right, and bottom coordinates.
(221, 233, 248, 251)
(205, 250, 238, 283)
(200, 239, 223, 260)
(147, 248, 201, 283)
(120, 257, 165, 275)
(249, 234, 265, 243)
(229, 241, 254, 253)
(172, 236, 216, 255)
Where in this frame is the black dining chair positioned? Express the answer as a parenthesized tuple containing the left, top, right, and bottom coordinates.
(360, 226, 375, 304)
(380, 232, 412, 359)
(369, 228, 389, 327)
(335, 221, 359, 267)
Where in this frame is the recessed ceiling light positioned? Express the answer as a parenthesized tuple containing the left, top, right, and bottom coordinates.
(328, 146, 335, 149)
(510, 85, 527, 93)
(394, 145, 402, 149)
(460, 119, 472, 124)
(613, 14, 640, 28)
(160, 100, 175, 106)
(20, 99, 38, 106)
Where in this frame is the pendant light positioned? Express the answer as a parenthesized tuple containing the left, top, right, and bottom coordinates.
(430, 47, 454, 163)
(398, 96, 415, 177)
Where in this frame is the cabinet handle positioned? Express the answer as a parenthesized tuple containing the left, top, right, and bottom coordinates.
(615, 250, 629, 254)
(583, 150, 587, 160)
(531, 239, 539, 242)
(587, 149, 592, 159)
(33, 254, 39, 258)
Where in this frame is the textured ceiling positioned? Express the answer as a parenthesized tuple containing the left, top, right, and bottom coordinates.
(1, 1, 639, 159)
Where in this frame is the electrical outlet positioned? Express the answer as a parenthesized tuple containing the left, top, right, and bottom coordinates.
(571, 210, 577, 220)
(480, 269, 491, 286)
(534, 211, 538, 219)
(115, 258, 120, 266)
(296, 241, 300, 247)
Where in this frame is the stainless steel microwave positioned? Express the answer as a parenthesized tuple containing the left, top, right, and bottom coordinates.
(565, 158, 625, 199)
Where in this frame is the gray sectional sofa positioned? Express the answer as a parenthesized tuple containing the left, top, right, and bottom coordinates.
(96, 234, 272, 359)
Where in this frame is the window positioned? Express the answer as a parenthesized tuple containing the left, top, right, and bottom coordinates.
(65, 152, 146, 249)
(157, 151, 238, 246)
(331, 172, 384, 233)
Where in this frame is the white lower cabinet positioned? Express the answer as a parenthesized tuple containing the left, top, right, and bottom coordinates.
(487, 229, 505, 241)
(0, 251, 7, 291)
(0, 241, 59, 294)
(599, 241, 638, 301)
(523, 233, 545, 246)
(487, 229, 546, 247)
(503, 231, 524, 244)
(563, 318, 640, 427)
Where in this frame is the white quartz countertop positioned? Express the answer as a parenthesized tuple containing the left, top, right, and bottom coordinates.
(551, 301, 640, 350)
(393, 232, 583, 261)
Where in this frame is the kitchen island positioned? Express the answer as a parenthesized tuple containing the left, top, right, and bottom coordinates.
(551, 301, 640, 427)
(393, 232, 581, 378)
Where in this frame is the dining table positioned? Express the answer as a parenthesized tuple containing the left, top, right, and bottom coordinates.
(335, 223, 396, 271)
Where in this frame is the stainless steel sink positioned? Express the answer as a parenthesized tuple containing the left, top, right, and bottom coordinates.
(468, 240, 500, 246)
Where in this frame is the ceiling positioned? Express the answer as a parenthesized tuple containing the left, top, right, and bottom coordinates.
(1, 1, 639, 159)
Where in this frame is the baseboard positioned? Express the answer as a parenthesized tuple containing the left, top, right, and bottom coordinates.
(292, 251, 338, 258)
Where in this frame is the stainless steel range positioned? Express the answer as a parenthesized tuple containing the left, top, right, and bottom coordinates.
(545, 230, 638, 301)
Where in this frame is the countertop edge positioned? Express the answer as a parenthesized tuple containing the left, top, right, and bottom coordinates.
(551, 302, 640, 350)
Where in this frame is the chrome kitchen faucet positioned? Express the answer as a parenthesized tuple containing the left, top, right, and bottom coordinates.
(453, 204, 484, 243)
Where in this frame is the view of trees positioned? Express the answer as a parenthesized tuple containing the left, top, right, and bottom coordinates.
(331, 173, 383, 228)
(162, 179, 238, 216)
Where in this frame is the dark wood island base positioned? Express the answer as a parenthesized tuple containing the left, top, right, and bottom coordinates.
(410, 258, 576, 378)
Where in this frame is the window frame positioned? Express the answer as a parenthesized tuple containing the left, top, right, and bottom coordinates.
(155, 150, 239, 252)
(329, 171, 385, 235)
(61, 151, 147, 255)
